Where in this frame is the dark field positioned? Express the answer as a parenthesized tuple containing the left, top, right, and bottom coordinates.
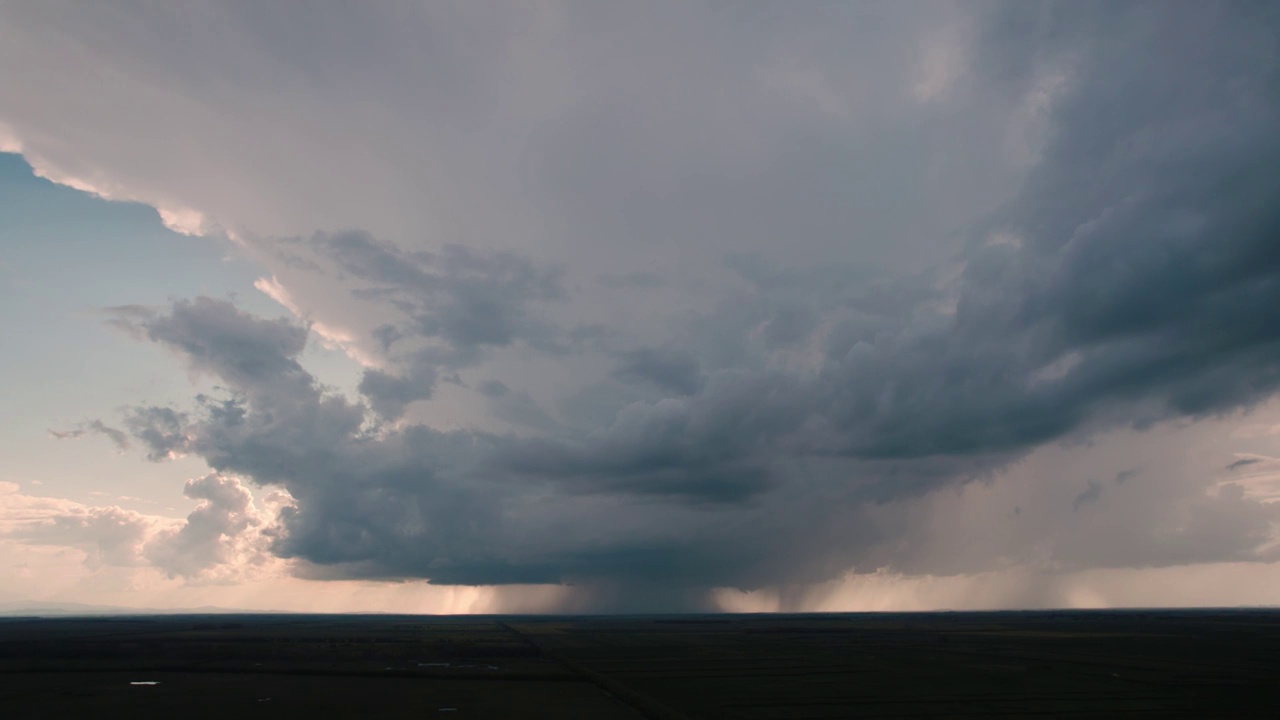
(1, 610, 1278, 718)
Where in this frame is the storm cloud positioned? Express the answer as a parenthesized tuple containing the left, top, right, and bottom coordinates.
(5, 1, 1280, 608)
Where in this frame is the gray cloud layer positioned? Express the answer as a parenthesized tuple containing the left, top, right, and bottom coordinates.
(6, 1, 1280, 606)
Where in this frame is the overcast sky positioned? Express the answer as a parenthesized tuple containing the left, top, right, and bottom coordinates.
(3, 0, 1280, 613)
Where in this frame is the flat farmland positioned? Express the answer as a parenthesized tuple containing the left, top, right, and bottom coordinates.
(1, 610, 1277, 718)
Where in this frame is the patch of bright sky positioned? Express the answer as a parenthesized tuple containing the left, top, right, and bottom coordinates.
(0, 152, 362, 512)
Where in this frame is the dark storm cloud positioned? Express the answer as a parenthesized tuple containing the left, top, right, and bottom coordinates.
(475, 380, 560, 432)
(786, 0, 1280, 467)
(371, 323, 402, 353)
(130, 297, 311, 396)
(90, 2, 1280, 597)
(519, 1, 1280, 579)
(504, 367, 822, 505)
(106, 297, 786, 584)
(122, 406, 191, 462)
(320, 232, 565, 361)
(284, 231, 578, 417)
(611, 348, 703, 396)
(105, 298, 641, 585)
(357, 367, 434, 421)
